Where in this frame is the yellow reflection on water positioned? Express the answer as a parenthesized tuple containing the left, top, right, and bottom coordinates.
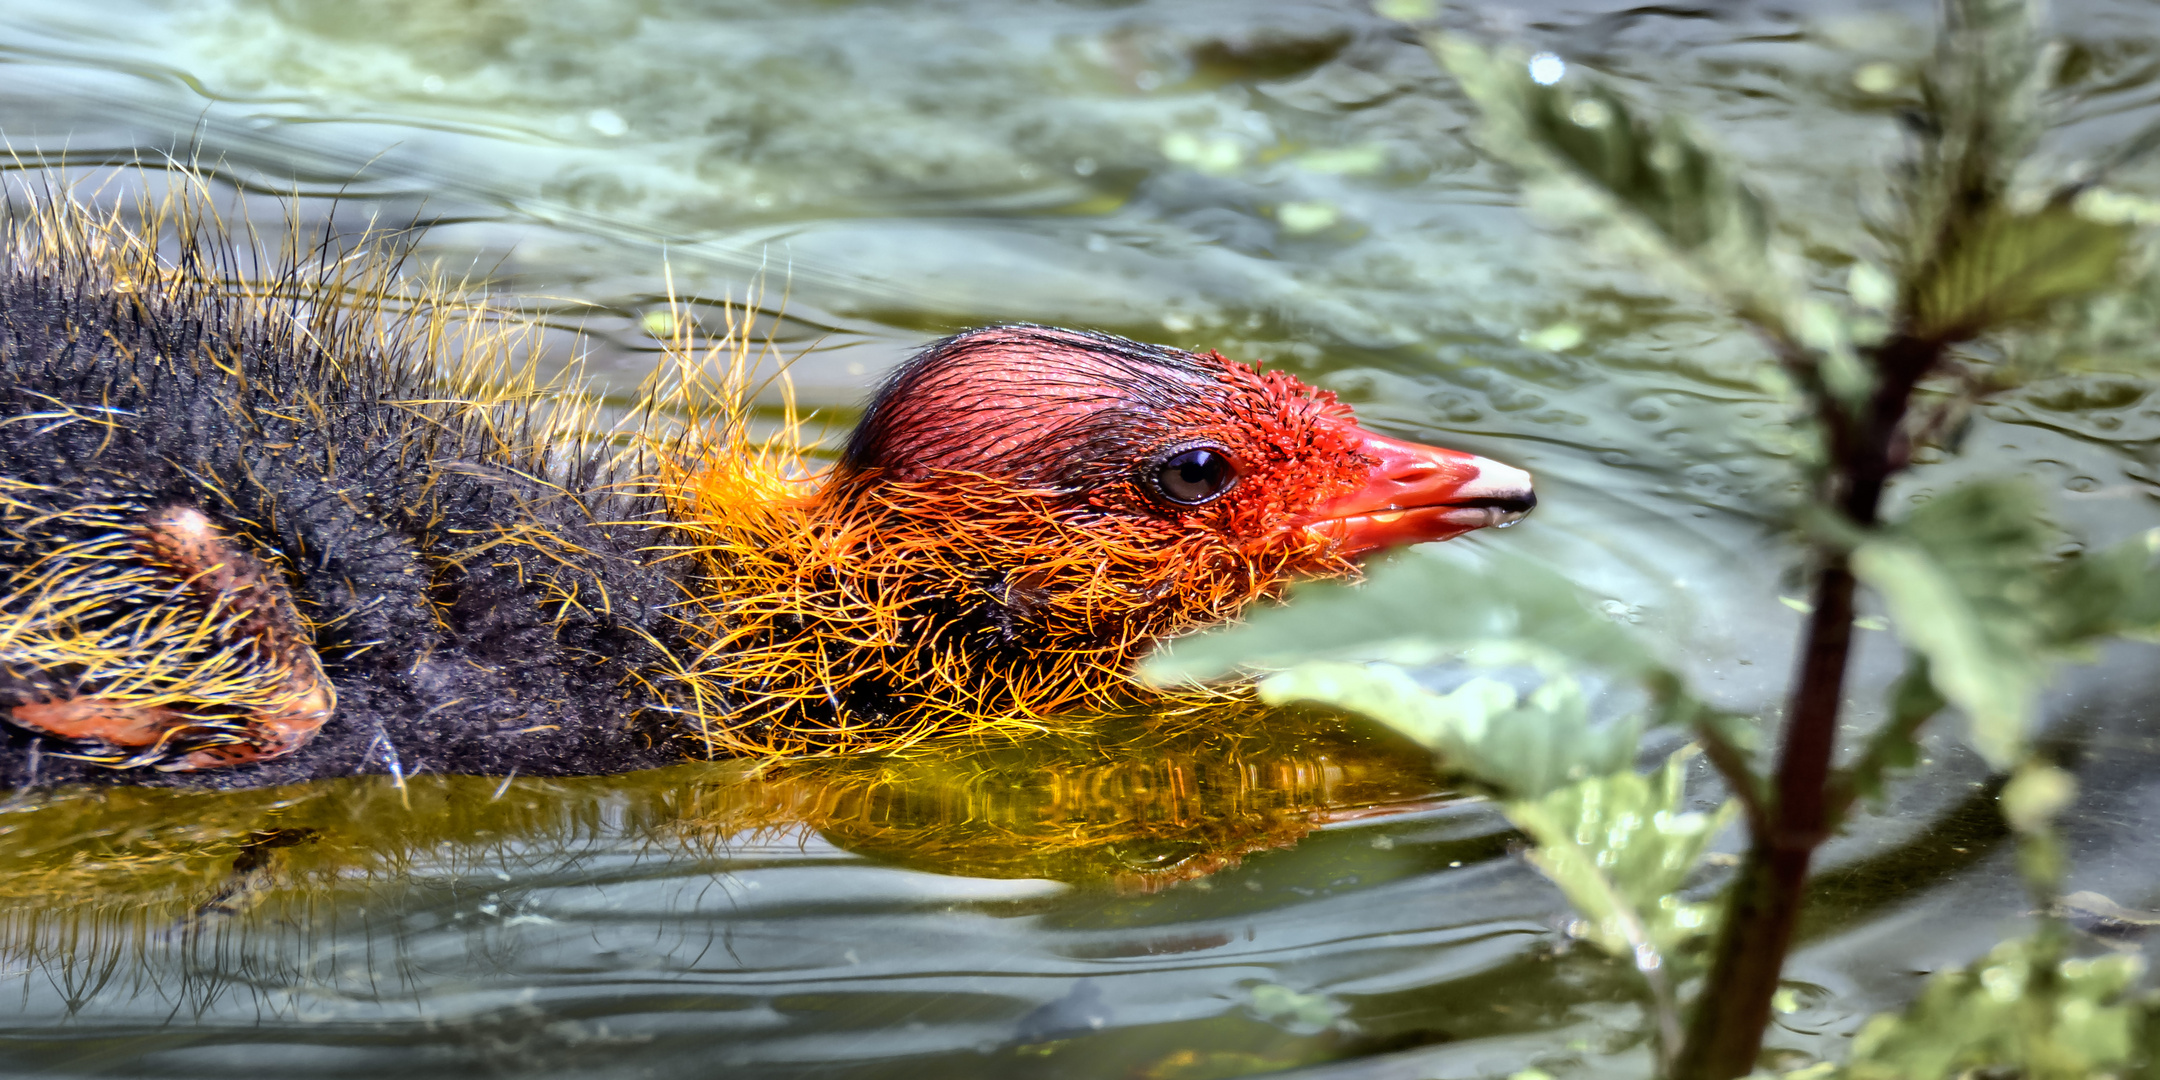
(0, 704, 1456, 975)
(763, 705, 1457, 889)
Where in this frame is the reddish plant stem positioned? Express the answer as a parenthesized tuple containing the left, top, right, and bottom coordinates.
(1671, 562, 1857, 1079)
(1672, 337, 1939, 1080)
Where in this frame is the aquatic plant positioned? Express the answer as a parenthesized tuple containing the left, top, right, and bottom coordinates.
(1147, 0, 2160, 1075)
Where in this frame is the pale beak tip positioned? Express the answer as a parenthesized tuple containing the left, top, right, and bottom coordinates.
(1455, 457, 1537, 524)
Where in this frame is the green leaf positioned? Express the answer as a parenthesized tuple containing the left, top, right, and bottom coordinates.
(1254, 663, 1641, 800)
(1854, 482, 2160, 769)
(1844, 938, 2144, 1080)
(1851, 479, 2059, 769)
(1851, 539, 2044, 768)
(2034, 530, 2160, 646)
(1909, 204, 2133, 341)
(1900, 0, 2051, 284)
(1998, 222, 2160, 383)
(1893, 0, 2140, 344)
(1895, 0, 2138, 355)
(1430, 35, 1803, 337)
(1141, 549, 1658, 687)
(1505, 751, 1734, 962)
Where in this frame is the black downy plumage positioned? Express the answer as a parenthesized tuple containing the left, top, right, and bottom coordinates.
(0, 185, 688, 789)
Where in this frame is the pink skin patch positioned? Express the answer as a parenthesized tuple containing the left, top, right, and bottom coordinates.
(9, 698, 183, 746)
(7, 506, 334, 771)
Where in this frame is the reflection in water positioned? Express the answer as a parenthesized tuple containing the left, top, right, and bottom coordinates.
(781, 710, 1460, 889)
(5, 705, 1586, 1078)
(0, 706, 1462, 1006)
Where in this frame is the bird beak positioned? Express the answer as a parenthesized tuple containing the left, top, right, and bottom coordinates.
(1297, 422, 1536, 557)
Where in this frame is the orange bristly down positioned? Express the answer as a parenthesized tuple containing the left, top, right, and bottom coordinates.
(633, 319, 1532, 760)
(656, 462, 1354, 756)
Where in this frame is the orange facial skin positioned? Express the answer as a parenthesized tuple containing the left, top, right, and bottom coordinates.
(658, 326, 1533, 757)
(1300, 426, 1536, 556)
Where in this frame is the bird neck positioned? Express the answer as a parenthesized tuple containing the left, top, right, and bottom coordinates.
(658, 460, 1334, 756)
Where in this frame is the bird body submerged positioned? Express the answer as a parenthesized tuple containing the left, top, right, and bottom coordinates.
(0, 182, 1533, 788)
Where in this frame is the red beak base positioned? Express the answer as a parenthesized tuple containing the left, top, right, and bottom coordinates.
(1297, 422, 1536, 558)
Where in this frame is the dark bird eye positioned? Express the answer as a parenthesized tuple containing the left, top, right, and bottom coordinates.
(1152, 445, 1237, 505)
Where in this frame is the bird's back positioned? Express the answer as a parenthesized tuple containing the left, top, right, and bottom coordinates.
(0, 191, 688, 788)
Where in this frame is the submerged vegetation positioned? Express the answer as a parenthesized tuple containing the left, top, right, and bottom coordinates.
(1152, 0, 2160, 1076)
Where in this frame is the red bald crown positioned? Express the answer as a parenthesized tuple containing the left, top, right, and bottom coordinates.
(837, 324, 1532, 554)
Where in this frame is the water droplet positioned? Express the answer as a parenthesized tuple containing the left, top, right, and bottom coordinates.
(1521, 322, 1584, 351)
(587, 108, 628, 137)
(1197, 138, 1245, 174)
(1852, 61, 1902, 95)
(1847, 262, 1896, 310)
(1278, 201, 1340, 235)
(1528, 53, 1566, 85)
(1374, 0, 1438, 21)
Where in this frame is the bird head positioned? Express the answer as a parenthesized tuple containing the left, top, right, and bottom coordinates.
(835, 325, 1533, 561)
(663, 325, 1533, 755)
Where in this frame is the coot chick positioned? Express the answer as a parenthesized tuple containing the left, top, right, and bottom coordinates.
(0, 185, 1532, 788)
